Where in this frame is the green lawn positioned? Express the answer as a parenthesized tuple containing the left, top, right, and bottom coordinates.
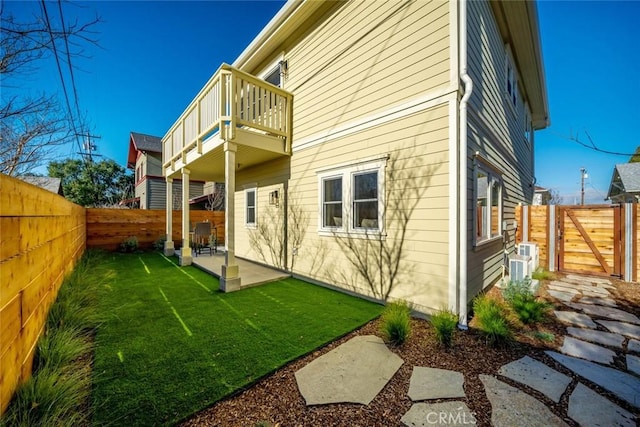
(91, 252, 382, 426)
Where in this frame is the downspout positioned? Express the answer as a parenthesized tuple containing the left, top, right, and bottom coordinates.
(458, 0, 473, 328)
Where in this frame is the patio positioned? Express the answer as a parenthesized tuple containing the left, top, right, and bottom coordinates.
(177, 248, 290, 288)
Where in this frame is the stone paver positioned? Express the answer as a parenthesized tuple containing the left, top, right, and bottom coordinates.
(568, 383, 636, 427)
(577, 285, 609, 295)
(566, 327, 624, 348)
(407, 367, 465, 401)
(627, 354, 640, 376)
(549, 281, 581, 292)
(294, 335, 403, 405)
(559, 336, 616, 365)
(577, 296, 617, 307)
(497, 356, 570, 403)
(479, 375, 568, 427)
(566, 274, 611, 285)
(566, 303, 640, 325)
(629, 339, 640, 353)
(596, 320, 640, 340)
(547, 290, 575, 302)
(401, 402, 476, 427)
(546, 351, 640, 409)
(554, 311, 597, 328)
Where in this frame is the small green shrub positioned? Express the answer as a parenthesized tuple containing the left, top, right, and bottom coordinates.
(430, 308, 458, 348)
(380, 300, 411, 346)
(532, 331, 555, 342)
(502, 277, 550, 324)
(34, 329, 92, 373)
(532, 268, 555, 281)
(153, 236, 167, 251)
(472, 295, 512, 347)
(119, 236, 138, 253)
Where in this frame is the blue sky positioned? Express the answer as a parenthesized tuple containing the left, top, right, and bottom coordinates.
(6, 1, 640, 204)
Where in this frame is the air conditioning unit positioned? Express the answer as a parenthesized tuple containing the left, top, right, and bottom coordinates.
(517, 242, 539, 270)
(509, 254, 534, 282)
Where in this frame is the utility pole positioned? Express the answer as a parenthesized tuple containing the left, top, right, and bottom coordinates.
(580, 167, 588, 205)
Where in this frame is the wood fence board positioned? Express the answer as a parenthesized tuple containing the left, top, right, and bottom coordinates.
(0, 337, 21, 415)
(0, 296, 21, 358)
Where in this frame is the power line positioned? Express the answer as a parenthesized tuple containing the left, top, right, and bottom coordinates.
(40, 0, 84, 158)
(554, 130, 638, 157)
(57, 0, 84, 130)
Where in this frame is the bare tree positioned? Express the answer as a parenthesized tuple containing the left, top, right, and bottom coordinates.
(0, 3, 100, 175)
(205, 183, 225, 211)
(333, 152, 434, 301)
(548, 188, 563, 205)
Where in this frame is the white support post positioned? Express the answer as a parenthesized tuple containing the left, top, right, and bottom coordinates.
(548, 205, 556, 271)
(624, 203, 633, 281)
(220, 142, 241, 291)
(179, 168, 192, 265)
(163, 177, 175, 256)
(522, 205, 529, 242)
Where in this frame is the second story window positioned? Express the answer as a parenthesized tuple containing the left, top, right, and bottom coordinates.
(505, 46, 518, 113)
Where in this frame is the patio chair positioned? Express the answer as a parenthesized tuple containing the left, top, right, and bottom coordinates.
(193, 222, 213, 256)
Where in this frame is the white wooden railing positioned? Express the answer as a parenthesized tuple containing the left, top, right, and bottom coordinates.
(162, 64, 293, 170)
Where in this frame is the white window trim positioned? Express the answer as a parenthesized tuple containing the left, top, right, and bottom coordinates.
(258, 54, 285, 88)
(473, 158, 503, 247)
(504, 45, 518, 116)
(524, 105, 533, 150)
(317, 159, 386, 238)
(245, 187, 257, 228)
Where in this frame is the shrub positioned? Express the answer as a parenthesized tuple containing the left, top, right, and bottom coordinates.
(472, 295, 512, 347)
(119, 236, 138, 253)
(532, 268, 556, 281)
(502, 278, 550, 324)
(380, 300, 411, 346)
(430, 308, 458, 348)
(153, 236, 167, 251)
(34, 329, 92, 373)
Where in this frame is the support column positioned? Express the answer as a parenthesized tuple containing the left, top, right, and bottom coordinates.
(179, 168, 192, 266)
(220, 142, 241, 291)
(163, 177, 175, 256)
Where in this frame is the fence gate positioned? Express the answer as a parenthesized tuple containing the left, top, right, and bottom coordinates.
(557, 205, 621, 277)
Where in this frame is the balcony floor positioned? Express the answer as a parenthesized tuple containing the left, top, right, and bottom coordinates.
(176, 249, 290, 288)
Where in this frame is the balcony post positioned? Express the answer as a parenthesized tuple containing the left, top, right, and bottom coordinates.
(163, 177, 175, 256)
(179, 168, 192, 266)
(220, 141, 241, 291)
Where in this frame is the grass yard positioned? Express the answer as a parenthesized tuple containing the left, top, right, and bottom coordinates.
(91, 252, 382, 426)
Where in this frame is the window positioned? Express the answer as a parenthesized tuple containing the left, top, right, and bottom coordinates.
(505, 46, 518, 112)
(245, 188, 256, 226)
(353, 172, 378, 229)
(264, 66, 281, 87)
(317, 158, 386, 235)
(322, 177, 342, 228)
(475, 163, 502, 244)
(524, 108, 533, 149)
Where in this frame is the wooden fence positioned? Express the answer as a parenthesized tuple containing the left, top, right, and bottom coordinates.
(86, 209, 225, 251)
(516, 204, 638, 281)
(0, 175, 86, 413)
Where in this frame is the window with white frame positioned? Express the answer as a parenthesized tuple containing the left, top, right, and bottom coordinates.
(505, 46, 518, 112)
(318, 159, 385, 235)
(475, 163, 503, 244)
(524, 108, 533, 149)
(245, 188, 256, 226)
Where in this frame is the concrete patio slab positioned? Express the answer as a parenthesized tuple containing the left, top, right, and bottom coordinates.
(547, 290, 575, 302)
(546, 351, 640, 409)
(568, 383, 635, 427)
(566, 327, 624, 348)
(497, 356, 570, 403)
(188, 252, 290, 288)
(597, 320, 640, 340)
(559, 336, 616, 365)
(596, 320, 640, 340)
(407, 367, 465, 401)
(294, 335, 403, 405)
(577, 296, 617, 307)
(628, 339, 640, 353)
(627, 354, 640, 376)
(554, 311, 597, 329)
(479, 375, 568, 427)
(565, 303, 640, 325)
(401, 402, 476, 427)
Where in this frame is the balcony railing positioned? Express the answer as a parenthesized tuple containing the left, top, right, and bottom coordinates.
(162, 63, 293, 170)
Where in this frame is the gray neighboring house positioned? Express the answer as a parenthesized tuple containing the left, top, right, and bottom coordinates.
(607, 163, 640, 203)
(19, 176, 64, 196)
(127, 131, 204, 209)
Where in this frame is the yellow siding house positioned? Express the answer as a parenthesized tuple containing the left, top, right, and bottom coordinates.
(161, 0, 549, 325)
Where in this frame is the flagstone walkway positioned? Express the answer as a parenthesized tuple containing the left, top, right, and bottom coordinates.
(294, 274, 639, 426)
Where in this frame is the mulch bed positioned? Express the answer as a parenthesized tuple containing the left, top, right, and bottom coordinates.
(181, 274, 638, 427)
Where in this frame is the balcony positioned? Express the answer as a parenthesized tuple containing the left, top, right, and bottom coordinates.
(162, 64, 293, 181)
